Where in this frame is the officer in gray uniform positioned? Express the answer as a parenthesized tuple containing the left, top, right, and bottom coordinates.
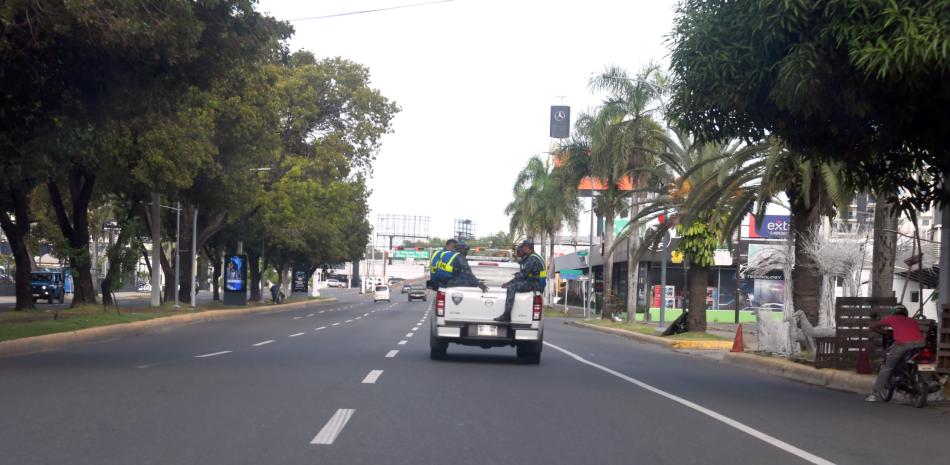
(445, 242, 487, 291)
(495, 240, 546, 322)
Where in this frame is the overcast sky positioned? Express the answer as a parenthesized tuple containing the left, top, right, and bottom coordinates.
(259, 0, 676, 242)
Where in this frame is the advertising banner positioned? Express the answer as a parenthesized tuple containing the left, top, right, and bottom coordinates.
(224, 255, 247, 292)
(748, 214, 791, 239)
(292, 269, 308, 293)
(651, 285, 675, 308)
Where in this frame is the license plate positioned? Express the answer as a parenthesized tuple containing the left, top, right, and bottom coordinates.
(918, 364, 936, 372)
(476, 325, 498, 337)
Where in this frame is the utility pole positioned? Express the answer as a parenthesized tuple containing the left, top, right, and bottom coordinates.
(190, 206, 197, 309)
(174, 201, 180, 308)
(150, 193, 161, 307)
(586, 195, 595, 318)
(659, 210, 668, 327)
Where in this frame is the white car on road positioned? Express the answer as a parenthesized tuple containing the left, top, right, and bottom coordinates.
(429, 260, 543, 363)
(373, 285, 391, 302)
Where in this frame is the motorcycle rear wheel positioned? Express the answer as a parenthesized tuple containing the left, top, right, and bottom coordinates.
(913, 381, 928, 408)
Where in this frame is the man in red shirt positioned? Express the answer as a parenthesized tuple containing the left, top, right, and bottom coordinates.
(866, 305, 925, 402)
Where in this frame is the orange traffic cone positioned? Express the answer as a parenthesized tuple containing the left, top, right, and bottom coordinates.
(856, 347, 872, 374)
(730, 324, 744, 353)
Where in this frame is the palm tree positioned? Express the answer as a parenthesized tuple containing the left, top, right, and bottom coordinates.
(506, 156, 580, 302)
(589, 64, 667, 321)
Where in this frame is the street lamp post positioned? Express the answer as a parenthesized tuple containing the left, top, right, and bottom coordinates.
(174, 201, 180, 308)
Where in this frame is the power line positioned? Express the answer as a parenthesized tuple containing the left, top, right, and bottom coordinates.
(288, 0, 455, 22)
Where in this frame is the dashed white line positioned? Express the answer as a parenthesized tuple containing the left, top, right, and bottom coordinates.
(310, 409, 355, 445)
(319, 310, 326, 314)
(293, 316, 303, 320)
(398, 340, 408, 345)
(385, 350, 399, 358)
(405, 332, 414, 338)
(543, 342, 835, 465)
(332, 322, 341, 326)
(252, 340, 275, 347)
(363, 313, 369, 317)
(289, 332, 305, 338)
(411, 327, 419, 331)
(345, 319, 353, 323)
(194, 351, 232, 358)
(361, 370, 384, 384)
(308, 313, 315, 317)
(355, 316, 363, 320)
(316, 326, 327, 331)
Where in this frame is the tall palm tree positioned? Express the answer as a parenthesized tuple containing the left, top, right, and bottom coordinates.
(506, 156, 580, 302)
(590, 64, 667, 321)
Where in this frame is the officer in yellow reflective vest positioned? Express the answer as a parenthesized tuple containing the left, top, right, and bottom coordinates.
(427, 239, 457, 289)
(495, 240, 546, 322)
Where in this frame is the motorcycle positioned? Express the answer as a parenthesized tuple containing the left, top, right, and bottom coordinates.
(879, 329, 943, 408)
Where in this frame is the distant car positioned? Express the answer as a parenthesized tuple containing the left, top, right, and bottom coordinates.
(137, 282, 152, 292)
(326, 279, 342, 288)
(401, 284, 412, 294)
(374, 285, 391, 303)
(388, 277, 404, 285)
(762, 303, 784, 311)
(408, 285, 426, 302)
(31, 271, 65, 304)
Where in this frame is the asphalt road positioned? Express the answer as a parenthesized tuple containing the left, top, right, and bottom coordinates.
(1, 288, 948, 465)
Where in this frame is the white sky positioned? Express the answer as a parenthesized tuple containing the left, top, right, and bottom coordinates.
(259, 0, 676, 241)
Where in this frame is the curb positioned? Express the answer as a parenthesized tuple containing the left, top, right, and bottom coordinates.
(722, 352, 875, 394)
(669, 340, 734, 350)
(0, 297, 339, 358)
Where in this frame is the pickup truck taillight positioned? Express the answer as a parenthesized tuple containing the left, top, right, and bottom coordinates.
(532, 295, 542, 321)
(436, 291, 446, 317)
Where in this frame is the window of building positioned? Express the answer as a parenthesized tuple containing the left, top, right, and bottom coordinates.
(910, 291, 920, 303)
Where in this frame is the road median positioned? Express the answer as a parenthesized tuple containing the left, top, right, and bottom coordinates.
(0, 297, 337, 358)
(565, 320, 732, 350)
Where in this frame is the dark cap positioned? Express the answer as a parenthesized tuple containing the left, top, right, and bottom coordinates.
(519, 240, 535, 249)
(456, 242, 469, 251)
(445, 238, 458, 246)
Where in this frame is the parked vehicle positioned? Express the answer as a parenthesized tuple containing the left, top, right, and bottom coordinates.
(407, 285, 426, 302)
(31, 271, 65, 304)
(326, 279, 342, 288)
(429, 261, 542, 364)
(373, 285, 391, 302)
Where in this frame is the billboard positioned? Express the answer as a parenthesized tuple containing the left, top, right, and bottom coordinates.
(748, 214, 791, 239)
(550, 105, 570, 138)
(224, 255, 247, 293)
(292, 269, 308, 293)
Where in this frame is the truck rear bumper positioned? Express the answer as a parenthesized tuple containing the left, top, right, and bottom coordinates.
(434, 322, 541, 344)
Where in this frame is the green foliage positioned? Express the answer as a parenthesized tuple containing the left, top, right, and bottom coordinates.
(668, 0, 950, 206)
(675, 215, 724, 268)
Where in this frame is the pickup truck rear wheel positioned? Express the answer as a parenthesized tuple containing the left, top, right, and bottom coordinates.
(517, 341, 542, 365)
(430, 332, 448, 360)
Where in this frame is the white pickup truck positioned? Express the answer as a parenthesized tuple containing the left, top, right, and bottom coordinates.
(429, 259, 543, 364)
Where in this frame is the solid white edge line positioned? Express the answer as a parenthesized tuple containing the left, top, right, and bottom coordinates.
(398, 340, 408, 345)
(542, 342, 836, 465)
(310, 409, 355, 445)
(252, 340, 275, 347)
(385, 350, 399, 358)
(194, 350, 232, 358)
(361, 369, 384, 384)
(289, 332, 305, 338)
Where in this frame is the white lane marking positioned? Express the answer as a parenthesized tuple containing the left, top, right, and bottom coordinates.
(355, 316, 363, 320)
(332, 322, 341, 326)
(361, 370, 384, 384)
(363, 313, 369, 317)
(543, 342, 835, 465)
(411, 327, 419, 331)
(316, 326, 327, 331)
(194, 351, 232, 358)
(293, 316, 303, 320)
(345, 319, 353, 323)
(405, 332, 414, 338)
(398, 340, 408, 345)
(310, 409, 355, 445)
(319, 310, 326, 314)
(385, 350, 399, 358)
(289, 332, 305, 338)
(252, 340, 275, 347)
(308, 313, 315, 317)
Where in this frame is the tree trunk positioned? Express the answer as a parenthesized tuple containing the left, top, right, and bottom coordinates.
(687, 263, 708, 332)
(101, 222, 134, 307)
(625, 193, 641, 321)
(248, 248, 262, 302)
(870, 198, 899, 298)
(47, 169, 97, 306)
(159, 241, 176, 304)
(176, 209, 226, 303)
(0, 186, 35, 310)
(790, 200, 822, 326)
(602, 213, 616, 319)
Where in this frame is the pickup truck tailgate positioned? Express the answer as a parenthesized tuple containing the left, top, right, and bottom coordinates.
(442, 287, 534, 323)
